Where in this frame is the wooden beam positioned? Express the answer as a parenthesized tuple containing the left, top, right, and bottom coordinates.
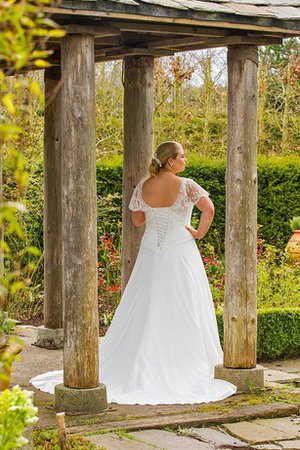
(137, 34, 282, 50)
(122, 56, 154, 292)
(63, 24, 121, 37)
(224, 44, 258, 369)
(115, 21, 231, 37)
(96, 46, 174, 58)
(43, 7, 300, 36)
(138, 36, 206, 49)
(94, 36, 122, 46)
(169, 35, 282, 52)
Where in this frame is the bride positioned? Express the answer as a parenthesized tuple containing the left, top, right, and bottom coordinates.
(30, 141, 236, 405)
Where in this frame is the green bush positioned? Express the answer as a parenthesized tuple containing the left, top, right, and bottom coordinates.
(10, 155, 299, 255)
(216, 308, 300, 361)
(0, 385, 38, 449)
(257, 246, 300, 309)
(96, 155, 300, 252)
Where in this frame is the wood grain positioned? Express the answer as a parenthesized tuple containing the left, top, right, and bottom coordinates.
(61, 34, 99, 388)
(44, 68, 63, 330)
(224, 45, 258, 369)
(122, 56, 154, 292)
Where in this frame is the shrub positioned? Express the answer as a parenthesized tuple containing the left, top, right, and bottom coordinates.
(0, 385, 38, 449)
(33, 430, 97, 449)
(216, 308, 300, 361)
(10, 156, 300, 257)
(290, 216, 300, 230)
(95, 156, 300, 252)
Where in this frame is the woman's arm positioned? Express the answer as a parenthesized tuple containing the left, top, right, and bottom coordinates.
(185, 197, 215, 240)
(131, 211, 146, 227)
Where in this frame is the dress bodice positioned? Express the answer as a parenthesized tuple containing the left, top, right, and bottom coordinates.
(129, 177, 209, 253)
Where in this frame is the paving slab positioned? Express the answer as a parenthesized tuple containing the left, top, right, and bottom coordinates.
(252, 445, 282, 449)
(264, 370, 300, 383)
(10, 326, 300, 437)
(130, 429, 212, 449)
(223, 422, 295, 444)
(66, 403, 300, 436)
(278, 440, 300, 449)
(252, 417, 300, 438)
(185, 426, 250, 448)
(87, 432, 162, 449)
(265, 359, 300, 375)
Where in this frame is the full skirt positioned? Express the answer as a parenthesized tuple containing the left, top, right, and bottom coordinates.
(30, 239, 237, 404)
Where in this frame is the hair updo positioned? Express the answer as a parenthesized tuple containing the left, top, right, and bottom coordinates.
(149, 141, 181, 178)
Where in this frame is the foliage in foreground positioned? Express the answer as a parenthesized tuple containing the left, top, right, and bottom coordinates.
(0, 385, 38, 449)
(1, 0, 63, 315)
(33, 430, 98, 449)
(1, 0, 65, 449)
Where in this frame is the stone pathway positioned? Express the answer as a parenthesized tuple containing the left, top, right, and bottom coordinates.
(11, 327, 300, 449)
(86, 416, 300, 450)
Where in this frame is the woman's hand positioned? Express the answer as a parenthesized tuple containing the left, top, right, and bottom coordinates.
(185, 226, 203, 240)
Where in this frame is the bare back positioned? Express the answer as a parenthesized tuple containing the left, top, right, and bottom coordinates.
(141, 175, 181, 208)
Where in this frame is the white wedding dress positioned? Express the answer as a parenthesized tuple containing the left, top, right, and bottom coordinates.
(30, 176, 236, 405)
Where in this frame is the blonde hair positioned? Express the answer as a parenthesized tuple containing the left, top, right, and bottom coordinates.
(149, 141, 181, 177)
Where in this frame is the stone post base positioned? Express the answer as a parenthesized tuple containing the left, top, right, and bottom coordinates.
(214, 364, 264, 393)
(54, 383, 107, 413)
(35, 326, 63, 349)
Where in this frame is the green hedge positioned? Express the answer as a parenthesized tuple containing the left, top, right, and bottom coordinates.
(216, 308, 300, 361)
(5, 156, 300, 254)
(97, 155, 300, 252)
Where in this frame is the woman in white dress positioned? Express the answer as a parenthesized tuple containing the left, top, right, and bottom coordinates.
(30, 141, 236, 405)
(98, 141, 236, 404)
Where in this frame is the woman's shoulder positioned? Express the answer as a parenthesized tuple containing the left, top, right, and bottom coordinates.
(180, 176, 200, 187)
(180, 177, 210, 202)
(133, 176, 148, 190)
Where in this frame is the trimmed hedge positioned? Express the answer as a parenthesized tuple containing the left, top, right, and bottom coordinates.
(216, 308, 300, 361)
(96, 156, 300, 252)
(5, 156, 300, 260)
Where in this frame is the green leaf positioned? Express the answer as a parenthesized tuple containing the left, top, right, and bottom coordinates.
(2, 94, 16, 115)
(0, 123, 22, 139)
(33, 58, 51, 68)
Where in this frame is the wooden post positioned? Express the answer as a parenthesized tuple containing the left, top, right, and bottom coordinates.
(55, 33, 107, 413)
(215, 45, 264, 392)
(122, 56, 154, 292)
(36, 68, 63, 349)
(224, 45, 258, 369)
(0, 155, 4, 312)
(56, 412, 66, 450)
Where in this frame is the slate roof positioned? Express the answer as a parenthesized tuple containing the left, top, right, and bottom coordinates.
(103, 0, 300, 21)
(57, 0, 300, 30)
(16, 0, 296, 67)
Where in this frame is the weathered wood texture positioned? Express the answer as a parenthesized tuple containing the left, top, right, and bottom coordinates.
(61, 34, 99, 388)
(0, 155, 4, 311)
(122, 56, 154, 292)
(224, 45, 258, 369)
(44, 68, 63, 329)
(48, 1, 300, 33)
(3, 1, 299, 73)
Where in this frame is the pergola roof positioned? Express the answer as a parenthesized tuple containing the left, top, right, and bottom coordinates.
(41, 0, 300, 65)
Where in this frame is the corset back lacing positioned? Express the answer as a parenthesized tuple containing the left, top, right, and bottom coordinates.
(153, 209, 170, 252)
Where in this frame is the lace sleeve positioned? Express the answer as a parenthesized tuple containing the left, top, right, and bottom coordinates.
(128, 180, 146, 211)
(185, 178, 209, 204)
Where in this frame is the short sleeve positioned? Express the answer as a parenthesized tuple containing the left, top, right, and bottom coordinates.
(185, 178, 209, 204)
(128, 180, 146, 211)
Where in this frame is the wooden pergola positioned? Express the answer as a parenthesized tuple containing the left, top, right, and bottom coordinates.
(10, 0, 300, 412)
